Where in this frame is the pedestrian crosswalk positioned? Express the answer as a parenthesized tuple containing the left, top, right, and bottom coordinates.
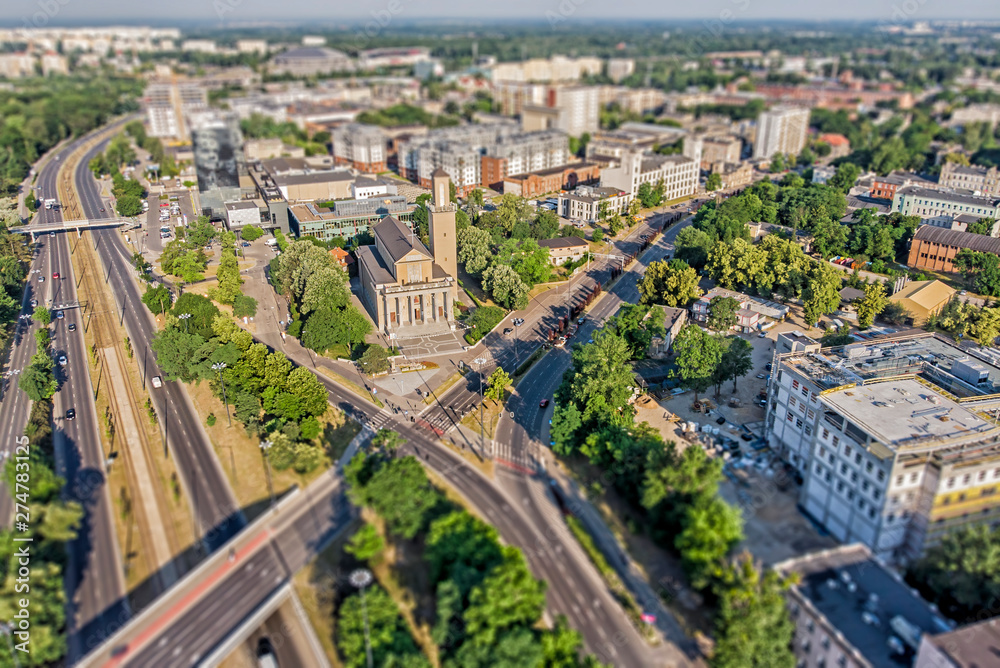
(367, 409, 395, 431)
(492, 440, 539, 474)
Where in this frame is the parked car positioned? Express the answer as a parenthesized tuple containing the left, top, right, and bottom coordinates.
(756, 373, 766, 379)
(503, 328, 513, 335)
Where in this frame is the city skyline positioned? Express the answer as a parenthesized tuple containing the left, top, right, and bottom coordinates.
(4, 0, 1000, 26)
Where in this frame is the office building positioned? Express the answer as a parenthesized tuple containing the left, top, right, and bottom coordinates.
(144, 81, 209, 141)
(586, 123, 687, 160)
(224, 200, 263, 230)
(600, 150, 699, 200)
(753, 105, 811, 159)
(938, 162, 1000, 196)
(766, 332, 1000, 562)
(907, 226, 1000, 273)
(775, 544, 951, 668)
(332, 124, 387, 173)
(892, 186, 1000, 228)
(556, 186, 629, 223)
(869, 171, 939, 201)
(289, 195, 416, 243)
(356, 170, 458, 335)
(190, 111, 250, 219)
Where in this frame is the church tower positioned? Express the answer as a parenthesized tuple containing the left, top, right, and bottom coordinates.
(428, 168, 458, 281)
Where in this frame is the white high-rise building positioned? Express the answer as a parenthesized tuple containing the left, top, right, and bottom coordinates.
(753, 105, 810, 159)
(600, 150, 699, 200)
(144, 81, 208, 140)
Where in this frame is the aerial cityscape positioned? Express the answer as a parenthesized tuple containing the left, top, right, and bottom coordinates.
(1, 4, 1000, 668)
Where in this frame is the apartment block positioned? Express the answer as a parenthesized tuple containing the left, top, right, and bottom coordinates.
(753, 105, 811, 159)
(522, 86, 600, 137)
(776, 544, 951, 668)
(332, 123, 387, 173)
(397, 124, 568, 196)
(766, 332, 1000, 563)
(709, 162, 754, 190)
(587, 123, 687, 160)
(939, 162, 1000, 196)
(607, 58, 635, 83)
(490, 56, 602, 83)
(144, 81, 209, 140)
(0, 53, 36, 79)
(699, 135, 743, 169)
(599, 150, 699, 200)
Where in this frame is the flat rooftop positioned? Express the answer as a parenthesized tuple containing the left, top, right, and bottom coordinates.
(780, 332, 1000, 398)
(777, 544, 951, 668)
(820, 378, 996, 449)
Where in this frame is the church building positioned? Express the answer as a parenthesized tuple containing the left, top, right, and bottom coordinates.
(356, 169, 459, 335)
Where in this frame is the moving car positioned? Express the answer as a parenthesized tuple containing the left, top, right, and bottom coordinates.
(65, 408, 76, 421)
(37, 275, 44, 282)
(68, 323, 76, 332)
(539, 399, 550, 408)
(52, 272, 59, 280)
(55, 310, 64, 319)
(151, 376, 162, 388)
(256, 639, 278, 668)
(58, 355, 67, 366)
(30, 299, 37, 308)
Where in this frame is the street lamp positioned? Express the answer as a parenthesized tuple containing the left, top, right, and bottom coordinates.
(259, 439, 275, 508)
(211, 362, 231, 426)
(349, 569, 375, 668)
(178, 312, 192, 334)
(513, 319, 521, 368)
(474, 356, 487, 454)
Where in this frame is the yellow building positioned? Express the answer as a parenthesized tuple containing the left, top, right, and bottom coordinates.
(888, 280, 956, 326)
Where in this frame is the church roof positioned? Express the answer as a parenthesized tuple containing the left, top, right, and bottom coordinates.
(432, 167, 450, 178)
(373, 215, 432, 264)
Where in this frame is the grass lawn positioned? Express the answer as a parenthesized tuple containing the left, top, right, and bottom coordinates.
(185, 381, 360, 522)
(458, 392, 508, 439)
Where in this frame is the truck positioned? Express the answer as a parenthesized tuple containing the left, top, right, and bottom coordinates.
(265, 238, 279, 248)
(43, 199, 57, 210)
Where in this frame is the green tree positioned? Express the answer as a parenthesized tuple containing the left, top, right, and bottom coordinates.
(711, 556, 797, 668)
(672, 324, 724, 403)
(908, 524, 1000, 620)
(463, 547, 546, 644)
(591, 227, 604, 243)
(240, 225, 264, 241)
(151, 328, 208, 382)
(458, 225, 493, 275)
(549, 402, 582, 456)
(856, 282, 888, 329)
(346, 456, 442, 540)
(720, 336, 754, 394)
(608, 303, 664, 359)
(359, 345, 391, 375)
(558, 330, 636, 428)
(232, 294, 258, 318)
(827, 162, 862, 194)
(116, 193, 143, 217)
(953, 250, 1000, 297)
(802, 265, 843, 326)
(19, 364, 57, 401)
(212, 249, 243, 305)
(966, 307, 1000, 348)
(705, 172, 722, 192)
(485, 367, 511, 403)
(336, 585, 428, 668)
(966, 217, 996, 236)
(33, 307, 51, 326)
(171, 293, 220, 339)
(674, 227, 714, 269)
(372, 428, 406, 458)
(482, 264, 529, 311)
(707, 296, 740, 332)
(637, 259, 702, 307)
(675, 493, 744, 589)
(345, 524, 385, 562)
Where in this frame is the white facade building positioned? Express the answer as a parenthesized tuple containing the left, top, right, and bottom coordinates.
(753, 105, 811, 159)
(600, 150, 699, 199)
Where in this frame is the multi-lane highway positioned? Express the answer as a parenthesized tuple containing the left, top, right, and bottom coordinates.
(0, 133, 131, 663)
(73, 139, 245, 565)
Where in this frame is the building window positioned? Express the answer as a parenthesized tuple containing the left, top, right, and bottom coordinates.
(896, 475, 904, 486)
(805, 425, 813, 436)
(833, 436, 840, 447)
(877, 470, 885, 482)
(837, 481, 845, 493)
(947, 477, 955, 488)
(802, 387, 809, 397)
(873, 489, 881, 500)
(841, 463, 849, 475)
(796, 419, 803, 429)
(979, 471, 987, 482)
(869, 508, 877, 519)
(847, 490, 855, 501)
(862, 481, 870, 492)
(822, 428, 830, 440)
(963, 474, 971, 485)
(820, 447, 827, 458)
(851, 472, 858, 483)
(855, 453, 862, 465)
(825, 471, 832, 482)
(866, 462, 873, 474)
(911, 473, 919, 483)
(845, 446, 852, 458)
(793, 380, 800, 390)
(790, 397, 797, 408)
(808, 410, 815, 420)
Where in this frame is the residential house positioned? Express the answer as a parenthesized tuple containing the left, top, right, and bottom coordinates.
(537, 236, 589, 266)
(648, 306, 688, 358)
(691, 288, 760, 332)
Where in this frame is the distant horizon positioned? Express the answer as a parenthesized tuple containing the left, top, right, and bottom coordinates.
(3, 0, 1000, 30)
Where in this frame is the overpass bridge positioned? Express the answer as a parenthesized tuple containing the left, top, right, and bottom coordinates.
(12, 217, 133, 239)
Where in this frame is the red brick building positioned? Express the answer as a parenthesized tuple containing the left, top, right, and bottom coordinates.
(502, 163, 600, 198)
(907, 225, 1000, 273)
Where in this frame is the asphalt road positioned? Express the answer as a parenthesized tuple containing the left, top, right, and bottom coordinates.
(0, 132, 131, 662)
(420, 207, 692, 437)
(73, 141, 244, 556)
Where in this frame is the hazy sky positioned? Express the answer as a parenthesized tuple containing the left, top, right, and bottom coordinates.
(6, 0, 1000, 26)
